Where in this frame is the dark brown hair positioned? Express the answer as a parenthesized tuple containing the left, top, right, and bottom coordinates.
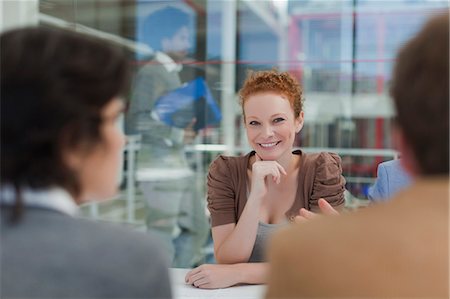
(239, 70, 303, 119)
(390, 12, 449, 175)
(1, 27, 130, 220)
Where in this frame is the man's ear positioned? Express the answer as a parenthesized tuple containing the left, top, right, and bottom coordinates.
(161, 37, 171, 52)
(59, 126, 86, 174)
(62, 148, 82, 173)
(393, 125, 419, 177)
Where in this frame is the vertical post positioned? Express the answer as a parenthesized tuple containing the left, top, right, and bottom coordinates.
(220, 0, 237, 155)
(276, 0, 289, 71)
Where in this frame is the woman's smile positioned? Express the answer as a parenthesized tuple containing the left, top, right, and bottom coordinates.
(258, 141, 282, 149)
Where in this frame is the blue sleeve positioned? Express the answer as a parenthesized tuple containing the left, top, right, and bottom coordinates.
(368, 163, 389, 201)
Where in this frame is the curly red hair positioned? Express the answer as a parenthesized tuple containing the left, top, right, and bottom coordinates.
(239, 70, 303, 118)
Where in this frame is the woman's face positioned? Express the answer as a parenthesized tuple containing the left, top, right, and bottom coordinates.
(68, 99, 125, 203)
(244, 92, 304, 161)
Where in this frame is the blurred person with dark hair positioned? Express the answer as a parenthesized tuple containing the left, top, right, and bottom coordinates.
(127, 5, 208, 268)
(1, 27, 171, 299)
(266, 12, 449, 298)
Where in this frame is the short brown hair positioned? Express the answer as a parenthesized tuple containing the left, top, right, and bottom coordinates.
(390, 12, 449, 175)
(239, 70, 303, 118)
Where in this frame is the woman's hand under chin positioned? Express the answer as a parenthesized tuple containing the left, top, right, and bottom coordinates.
(250, 153, 287, 199)
(185, 264, 240, 289)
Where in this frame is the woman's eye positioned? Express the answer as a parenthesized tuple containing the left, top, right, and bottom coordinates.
(249, 121, 259, 126)
(273, 117, 285, 123)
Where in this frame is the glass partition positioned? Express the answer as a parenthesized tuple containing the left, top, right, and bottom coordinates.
(35, 0, 448, 267)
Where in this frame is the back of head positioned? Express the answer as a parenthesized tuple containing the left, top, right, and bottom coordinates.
(141, 6, 191, 51)
(391, 12, 449, 175)
(1, 27, 129, 199)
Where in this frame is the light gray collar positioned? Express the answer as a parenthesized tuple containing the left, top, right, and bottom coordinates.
(0, 185, 79, 216)
(155, 51, 183, 73)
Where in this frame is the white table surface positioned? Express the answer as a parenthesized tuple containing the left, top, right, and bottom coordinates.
(170, 268, 267, 299)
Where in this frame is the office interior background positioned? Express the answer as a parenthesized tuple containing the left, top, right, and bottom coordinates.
(2, 0, 448, 264)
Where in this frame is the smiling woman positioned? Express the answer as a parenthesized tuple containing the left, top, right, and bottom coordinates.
(185, 70, 346, 289)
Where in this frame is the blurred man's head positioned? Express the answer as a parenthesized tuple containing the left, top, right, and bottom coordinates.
(0, 27, 129, 218)
(390, 12, 449, 176)
(141, 6, 192, 61)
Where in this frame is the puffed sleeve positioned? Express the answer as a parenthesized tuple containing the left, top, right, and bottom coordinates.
(309, 152, 346, 212)
(207, 156, 237, 227)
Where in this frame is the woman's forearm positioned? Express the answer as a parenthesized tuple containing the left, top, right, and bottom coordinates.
(215, 194, 262, 263)
(185, 262, 268, 289)
(233, 262, 268, 285)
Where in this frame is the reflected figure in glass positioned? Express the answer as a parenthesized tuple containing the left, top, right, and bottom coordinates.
(127, 5, 208, 268)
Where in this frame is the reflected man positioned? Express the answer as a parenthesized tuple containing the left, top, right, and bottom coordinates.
(127, 5, 208, 268)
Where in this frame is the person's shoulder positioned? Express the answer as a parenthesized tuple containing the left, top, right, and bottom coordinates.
(2, 209, 170, 273)
(1, 208, 170, 296)
(377, 159, 411, 186)
(214, 152, 252, 163)
(136, 59, 167, 75)
(33, 214, 167, 260)
(302, 151, 344, 184)
(379, 159, 402, 171)
(210, 152, 252, 172)
(267, 184, 447, 297)
(272, 180, 437, 253)
(269, 200, 398, 268)
(302, 151, 342, 167)
(76, 218, 163, 249)
(68, 218, 172, 287)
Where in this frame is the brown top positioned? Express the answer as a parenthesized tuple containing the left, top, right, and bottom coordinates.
(207, 150, 346, 227)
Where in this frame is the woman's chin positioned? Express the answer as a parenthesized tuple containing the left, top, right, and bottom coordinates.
(255, 152, 279, 161)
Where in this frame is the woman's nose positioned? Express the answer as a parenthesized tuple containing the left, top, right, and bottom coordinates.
(262, 125, 274, 137)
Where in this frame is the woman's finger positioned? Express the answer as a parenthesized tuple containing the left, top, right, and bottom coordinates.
(270, 168, 281, 184)
(293, 215, 308, 224)
(275, 163, 287, 176)
(318, 198, 339, 215)
(185, 267, 201, 283)
(192, 277, 209, 288)
(299, 208, 317, 219)
(188, 272, 206, 285)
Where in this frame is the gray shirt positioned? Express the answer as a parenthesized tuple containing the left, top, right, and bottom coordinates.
(1, 187, 172, 299)
(248, 221, 287, 262)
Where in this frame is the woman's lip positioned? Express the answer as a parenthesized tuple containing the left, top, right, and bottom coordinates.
(258, 141, 281, 148)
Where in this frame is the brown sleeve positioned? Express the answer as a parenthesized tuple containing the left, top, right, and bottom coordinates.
(207, 156, 237, 227)
(309, 152, 346, 212)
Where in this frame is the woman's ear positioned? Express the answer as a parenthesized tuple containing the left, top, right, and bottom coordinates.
(295, 111, 305, 133)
